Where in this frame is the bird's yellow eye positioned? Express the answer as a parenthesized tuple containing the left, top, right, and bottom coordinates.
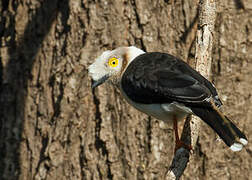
(108, 57, 119, 67)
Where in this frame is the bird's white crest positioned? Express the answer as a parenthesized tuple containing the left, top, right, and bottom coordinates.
(88, 46, 145, 83)
(126, 46, 145, 64)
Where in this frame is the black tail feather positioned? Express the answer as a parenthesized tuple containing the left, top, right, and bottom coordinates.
(191, 106, 247, 150)
(225, 115, 247, 141)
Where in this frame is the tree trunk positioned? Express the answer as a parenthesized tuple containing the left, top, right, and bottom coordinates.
(0, 0, 251, 180)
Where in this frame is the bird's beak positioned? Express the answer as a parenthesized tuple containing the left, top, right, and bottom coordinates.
(91, 74, 110, 89)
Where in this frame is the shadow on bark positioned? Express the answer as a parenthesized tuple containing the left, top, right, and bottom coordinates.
(180, 8, 199, 43)
(233, 0, 245, 9)
(0, 0, 69, 178)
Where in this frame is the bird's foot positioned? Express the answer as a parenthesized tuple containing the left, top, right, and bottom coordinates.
(174, 140, 192, 154)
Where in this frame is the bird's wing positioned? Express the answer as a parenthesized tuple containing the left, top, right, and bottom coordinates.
(121, 52, 221, 106)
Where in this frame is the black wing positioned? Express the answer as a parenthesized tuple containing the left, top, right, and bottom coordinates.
(121, 52, 222, 106)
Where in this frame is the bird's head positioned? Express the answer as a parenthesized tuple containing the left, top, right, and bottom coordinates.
(88, 46, 145, 89)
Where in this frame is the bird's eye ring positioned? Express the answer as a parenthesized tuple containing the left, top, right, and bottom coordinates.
(108, 57, 119, 67)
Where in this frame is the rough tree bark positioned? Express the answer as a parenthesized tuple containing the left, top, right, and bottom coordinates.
(166, 0, 216, 179)
(0, 0, 251, 180)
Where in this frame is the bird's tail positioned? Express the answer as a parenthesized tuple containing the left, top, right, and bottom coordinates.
(191, 105, 248, 151)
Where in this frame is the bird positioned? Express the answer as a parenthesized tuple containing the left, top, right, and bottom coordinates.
(88, 46, 248, 152)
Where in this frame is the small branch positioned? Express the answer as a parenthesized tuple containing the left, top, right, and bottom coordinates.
(165, 148, 190, 180)
(165, 0, 217, 179)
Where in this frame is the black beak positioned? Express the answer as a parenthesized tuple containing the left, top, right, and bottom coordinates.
(91, 74, 110, 89)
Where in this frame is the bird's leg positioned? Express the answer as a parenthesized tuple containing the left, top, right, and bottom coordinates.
(173, 116, 180, 144)
(173, 115, 192, 153)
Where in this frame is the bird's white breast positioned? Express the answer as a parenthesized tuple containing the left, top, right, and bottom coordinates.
(120, 85, 192, 123)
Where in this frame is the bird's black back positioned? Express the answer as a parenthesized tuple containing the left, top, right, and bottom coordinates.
(121, 52, 222, 107)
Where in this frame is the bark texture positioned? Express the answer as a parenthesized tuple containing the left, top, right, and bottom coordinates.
(166, 0, 216, 179)
(0, 0, 251, 180)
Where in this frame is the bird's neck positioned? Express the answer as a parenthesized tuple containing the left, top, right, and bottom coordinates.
(126, 46, 145, 65)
